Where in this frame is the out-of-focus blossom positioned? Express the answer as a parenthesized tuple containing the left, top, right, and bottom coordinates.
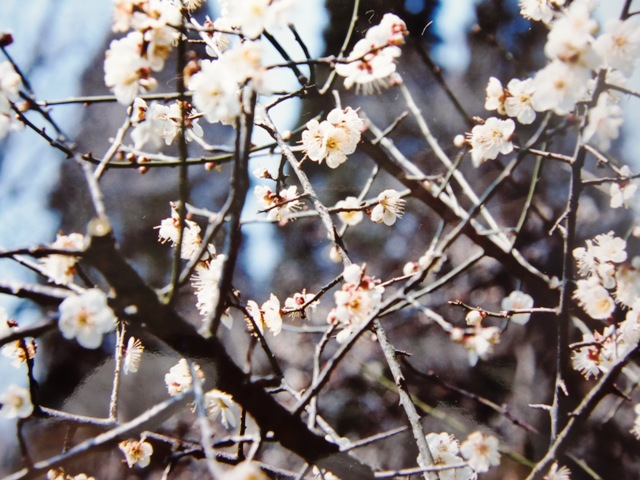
(205, 389, 237, 429)
(58, 289, 116, 349)
(165, 358, 204, 396)
(460, 431, 501, 473)
(0, 384, 33, 419)
(254, 184, 301, 223)
(501, 290, 534, 325)
(119, 437, 153, 468)
(583, 95, 624, 151)
(40, 233, 84, 285)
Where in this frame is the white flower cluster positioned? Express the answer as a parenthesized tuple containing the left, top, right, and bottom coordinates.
(254, 184, 301, 223)
(327, 264, 385, 343)
(450, 310, 501, 367)
(301, 107, 365, 169)
(156, 204, 232, 329)
(105, 0, 182, 104)
(419, 430, 500, 479)
(246, 294, 283, 336)
(469, 0, 640, 165)
(219, 0, 299, 40)
(571, 232, 640, 379)
(129, 98, 204, 150)
(335, 13, 408, 93)
(163, 359, 238, 429)
(0, 60, 23, 139)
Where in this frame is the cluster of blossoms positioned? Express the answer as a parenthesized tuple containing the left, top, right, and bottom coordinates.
(333, 189, 405, 229)
(335, 13, 408, 93)
(450, 310, 501, 367)
(105, 0, 182, 104)
(254, 184, 302, 223)
(46, 468, 95, 480)
(570, 232, 640, 378)
(57, 289, 117, 350)
(129, 98, 203, 150)
(218, 0, 299, 40)
(39, 232, 84, 285)
(156, 204, 232, 328)
(246, 294, 283, 336)
(163, 359, 237, 428)
(188, 40, 276, 125)
(467, 0, 640, 165)
(0, 60, 23, 139)
(301, 107, 365, 168)
(419, 430, 500, 479)
(327, 264, 385, 343)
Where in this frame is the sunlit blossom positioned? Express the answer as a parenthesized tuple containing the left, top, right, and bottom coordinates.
(205, 389, 237, 429)
(335, 196, 364, 226)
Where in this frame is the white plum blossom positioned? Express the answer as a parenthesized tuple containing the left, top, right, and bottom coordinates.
(39, 232, 84, 285)
(130, 98, 203, 150)
(467, 117, 515, 167)
(104, 32, 155, 105)
(119, 437, 154, 468)
(191, 254, 227, 319)
(519, 0, 566, 24)
(0, 384, 33, 419)
(221, 0, 299, 39)
(188, 59, 241, 124)
(335, 37, 401, 93)
(460, 431, 501, 473)
(58, 289, 117, 349)
(531, 60, 590, 114)
(370, 189, 405, 226)
(164, 358, 204, 396)
(156, 204, 203, 261)
(254, 184, 301, 223)
(0, 60, 21, 114)
(615, 259, 640, 308)
(2, 325, 36, 369)
(484, 77, 506, 115)
(583, 95, 624, 151)
(594, 16, 640, 77)
(462, 326, 501, 367)
(246, 294, 283, 336)
(328, 264, 385, 343)
(335, 196, 364, 226)
(545, 462, 572, 480)
(205, 389, 237, 429)
(504, 78, 536, 124)
(335, 13, 406, 93)
(284, 290, 319, 317)
(571, 332, 601, 379)
(501, 290, 534, 325)
(610, 166, 637, 209)
(573, 277, 615, 320)
(301, 107, 363, 168)
(421, 432, 475, 480)
(544, 0, 599, 69)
